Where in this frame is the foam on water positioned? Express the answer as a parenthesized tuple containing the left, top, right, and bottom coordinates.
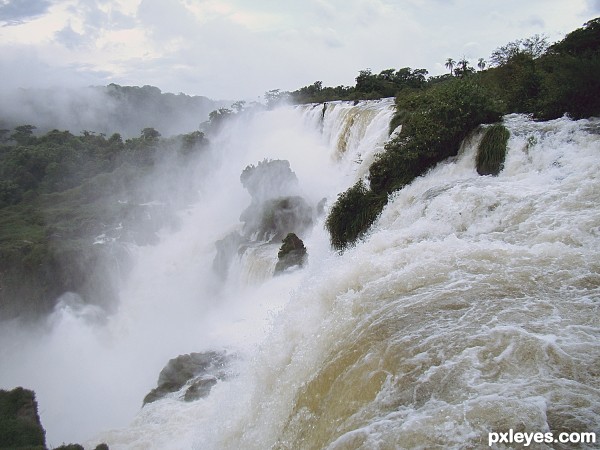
(195, 114, 600, 449)
(1, 103, 599, 450)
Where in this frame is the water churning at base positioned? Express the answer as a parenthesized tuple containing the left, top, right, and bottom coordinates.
(2, 100, 599, 449)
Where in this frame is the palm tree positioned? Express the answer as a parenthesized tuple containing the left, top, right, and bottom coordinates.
(445, 58, 456, 75)
(477, 58, 487, 71)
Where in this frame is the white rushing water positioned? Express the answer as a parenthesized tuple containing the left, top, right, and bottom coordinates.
(1, 100, 599, 450)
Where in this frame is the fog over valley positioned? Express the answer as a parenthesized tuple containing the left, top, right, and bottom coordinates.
(0, 84, 229, 139)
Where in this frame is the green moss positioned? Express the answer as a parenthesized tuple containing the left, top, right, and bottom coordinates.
(476, 124, 510, 176)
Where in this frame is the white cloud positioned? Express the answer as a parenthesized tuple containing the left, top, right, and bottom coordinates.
(0, 0, 54, 25)
(0, 0, 597, 99)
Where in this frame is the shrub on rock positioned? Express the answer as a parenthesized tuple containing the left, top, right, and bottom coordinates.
(476, 124, 510, 176)
(274, 233, 307, 274)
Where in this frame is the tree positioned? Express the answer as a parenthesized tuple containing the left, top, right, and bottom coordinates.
(393, 67, 428, 89)
(549, 18, 600, 56)
(486, 52, 541, 113)
(181, 131, 207, 151)
(445, 58, 456, 75)
(355, 68, 375, 92)
(231, 100, 246, 113)
(454, 58, 475, 77)
(264, 89, 289, 108)
(108, 133, 123, 144)
(379, 69, 396, 80)
(490, 34, 549, 66)
(141, 127, 161, 140)
(478, 58, 487, 71)
(11, 125, 37, 145)
(207, 108, 233, 130)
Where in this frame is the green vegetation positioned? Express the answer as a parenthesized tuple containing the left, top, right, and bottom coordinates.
(289, 67, 428, 104)
(370, 79, 502, 194)
(0, 126, 209, 319)
(0, 84, 225, 141)
(479, 18, 600, 119)
(0, 387, 110, 450)
(324, 17, 600, 251)
(0, 387, 46, 450)
(476, 124, 510, 176)
(325, 180, 387, 251)
(326, 79, 502, 250)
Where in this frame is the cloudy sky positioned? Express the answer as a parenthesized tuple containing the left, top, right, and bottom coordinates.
(0, 0, 598, 101)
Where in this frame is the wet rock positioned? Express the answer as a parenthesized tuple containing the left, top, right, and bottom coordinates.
(241, 196, 313, 242)
(240, 159, 299, 203)
(213, 159, 315, 280)
(183, 376, 219, 402)
(143, 351, 232, 405)
(274, 233, 307, 274)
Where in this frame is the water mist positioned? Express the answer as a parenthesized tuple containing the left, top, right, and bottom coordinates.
(2, 101, 598, 450)
(0, 99, 395, 448)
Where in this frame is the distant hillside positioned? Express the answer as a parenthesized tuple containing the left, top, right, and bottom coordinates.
(0, 84, 230, 138)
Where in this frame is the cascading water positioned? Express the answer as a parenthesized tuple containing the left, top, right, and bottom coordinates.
(1, 100, 598, 450)
(0, 99, 393, 448)
(300, 98, 396, 179)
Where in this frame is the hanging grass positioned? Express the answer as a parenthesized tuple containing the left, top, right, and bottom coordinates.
(325, 180, 387, 251)
(476, 124, 510, 176)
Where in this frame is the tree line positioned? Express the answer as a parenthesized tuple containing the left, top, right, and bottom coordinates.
(0, 125, 210, 319)
(324, 17, 600, 251)
(271, 18, 599, 122)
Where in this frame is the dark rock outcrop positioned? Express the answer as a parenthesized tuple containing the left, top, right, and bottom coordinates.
(143, 351, 232, 405)
(240, 159, 299, 202)
(274, 233, 308, 274)
(238, 159, 313, 242)
(0, 387, 46, 450)
(213, 159, 316, 280)
(241, 196, 313, 242)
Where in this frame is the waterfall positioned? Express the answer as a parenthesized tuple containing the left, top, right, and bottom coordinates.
(190, 113, 600, 450)
(299, 98, 396, 180)
(1, 102, 598, 450)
